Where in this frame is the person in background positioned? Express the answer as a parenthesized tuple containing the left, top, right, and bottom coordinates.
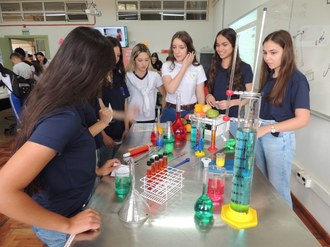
(0, 27, 121, 247)
(206, 28, 253, 136)
(97, 36, 130, 163)
(9, 52, 34, 119)
(35, 52, 50, 69)
(151, 52, 163, 72)
(26, 53, 44, 81)
(126, 43, 166, 123)
(256, 30, 310, 208)
(160, 31, 206, 122)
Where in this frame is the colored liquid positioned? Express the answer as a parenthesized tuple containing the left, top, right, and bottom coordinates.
(172, 118, 187, 141)
(150, 131, 157, 143)
(216, 154, 225, 167)
(194, 194, 214, 225)
(207, 179, 225, 205)
(115, 177, 132, 197)
(163, 134, 175, 153)
(230, 128, 256, 213)
(190, 126, 197, 142)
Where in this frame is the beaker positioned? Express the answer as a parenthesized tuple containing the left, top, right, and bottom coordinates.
(118, 157, 150, 226)
(115, 165, 131, 198)
(216, 152, 226, 167)
(221, 91, 261, 229)
(207, 166, 226, 207)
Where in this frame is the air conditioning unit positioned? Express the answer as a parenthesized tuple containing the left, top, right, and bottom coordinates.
(84, 7, 102, 16)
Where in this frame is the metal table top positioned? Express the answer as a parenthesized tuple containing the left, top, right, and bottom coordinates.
(67, 126, 320, 247)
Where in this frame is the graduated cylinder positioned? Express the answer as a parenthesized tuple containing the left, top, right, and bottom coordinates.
(230, 92, 261, 213)
(221, 92, 261, 229)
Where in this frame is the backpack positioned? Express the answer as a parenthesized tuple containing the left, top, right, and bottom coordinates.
(5, 73, 36, 98)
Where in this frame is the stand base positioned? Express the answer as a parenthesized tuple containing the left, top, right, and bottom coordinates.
(208, 145, 217, 152)
(194, 150, 205, 157)
(221, 204, 258, 229)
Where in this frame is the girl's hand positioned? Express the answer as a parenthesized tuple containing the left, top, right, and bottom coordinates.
(205, 94, 217, 107)
(67, 209, 101, 234)
(96, 158, 121, 176)
(103, 134, 115, 148)
(182, 52, 195, 68)
(216, 100, 229, 110)
(99, 107, 113, 125)
(257, 125, 269, 139)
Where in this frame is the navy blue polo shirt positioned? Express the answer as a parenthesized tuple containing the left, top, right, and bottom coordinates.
(29, 105, 96, 217)
(211, 62, 253, 117)
(102, 72, 130, 140)
(259, 69, 310, 121)
(83, 101, 103, 149)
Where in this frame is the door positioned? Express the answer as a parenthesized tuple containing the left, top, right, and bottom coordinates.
(0, 37, 13, 69)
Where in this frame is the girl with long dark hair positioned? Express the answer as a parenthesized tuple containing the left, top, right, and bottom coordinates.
(0, 27, 120, 246)
(256, 30, 310, 207)
(206, 28, 253, 136)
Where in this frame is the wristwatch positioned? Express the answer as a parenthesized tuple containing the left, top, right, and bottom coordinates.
(270, 125, 276, 134)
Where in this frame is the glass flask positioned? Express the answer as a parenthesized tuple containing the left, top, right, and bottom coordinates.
(118, 157, 150, 226)
(194, 167, 214, 227)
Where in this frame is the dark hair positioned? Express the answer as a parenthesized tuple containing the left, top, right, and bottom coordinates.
(208, 28, 244, 94)
(151, 52, 159, 60)
(106, 36, 126, 82)
(35, 52, 48, 65)
(259, 30, 296, 106)
(168, 31, 199, 70)
(10, 52, 23, 60)
(14, 47, 26, 58)
(14, 27, 115, 194)
(31, 60, 43, 76)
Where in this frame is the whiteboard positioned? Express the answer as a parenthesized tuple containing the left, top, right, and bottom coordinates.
(234, 0, 330, 117)
(290, 0, 330, 117)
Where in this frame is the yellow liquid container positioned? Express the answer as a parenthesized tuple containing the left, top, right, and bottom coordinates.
(216, 153, 225, 167)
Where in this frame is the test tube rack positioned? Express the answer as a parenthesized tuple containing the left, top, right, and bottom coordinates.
(140, 168, 184, 205)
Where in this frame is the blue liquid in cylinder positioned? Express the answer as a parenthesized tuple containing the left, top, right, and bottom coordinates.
(230, 128, 257, 213)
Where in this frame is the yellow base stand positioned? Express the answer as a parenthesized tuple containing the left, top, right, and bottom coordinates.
(221, 204, 258, 229)
(194, 151, 205, 157)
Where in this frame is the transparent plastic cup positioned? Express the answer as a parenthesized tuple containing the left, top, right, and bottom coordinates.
(216, 152, 226, 167)
(207, 166, 226, 206)
(115, 165, 131, 198)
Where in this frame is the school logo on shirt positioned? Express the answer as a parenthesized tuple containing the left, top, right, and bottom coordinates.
(190, 71, 198, 82)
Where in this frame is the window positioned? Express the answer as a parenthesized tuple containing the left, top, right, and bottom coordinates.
(0, 1, 89, 23)
(117, 0, 208, 21)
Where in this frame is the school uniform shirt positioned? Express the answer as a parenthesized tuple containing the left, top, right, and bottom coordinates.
(259, 69, 310, 121)
(162, 61, 206, 105)
(211, 62, 253, 117)
(29, 105, 96, 217)
(126, 70, 162, 122)
(13, 62, 32, 79)
(102, 72, 130, 140)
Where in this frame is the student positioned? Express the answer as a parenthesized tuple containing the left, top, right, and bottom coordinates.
(160, 31, 206, 123)
(126, 43, 166, 123)
(206, 28, 253, 136)
(0, 27, 121, 247)
(256, 30, 310, 208)
(151, 52, 163, 72)
(9, 52, 34, 119)
(35, 52, 50, 69)
(98, 36, 130, 162)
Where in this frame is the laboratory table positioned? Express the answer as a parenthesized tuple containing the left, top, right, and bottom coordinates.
(67, 124, 321, 247)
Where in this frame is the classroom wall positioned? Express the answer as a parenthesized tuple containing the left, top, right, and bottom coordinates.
(218, 0, 330, 233)
(0, 0, 214, 63)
